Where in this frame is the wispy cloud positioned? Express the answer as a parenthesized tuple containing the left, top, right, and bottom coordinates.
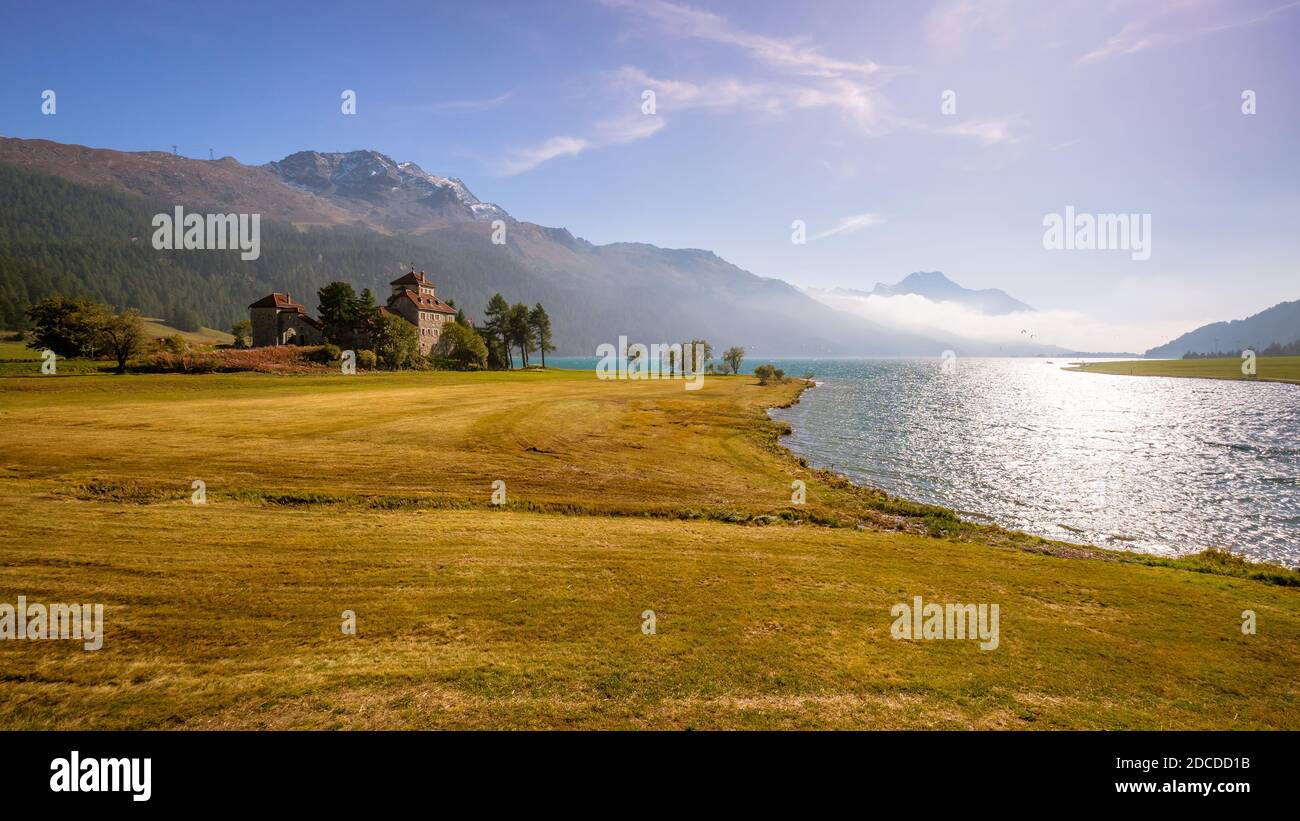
(812, 213, 885, 241)
(419, 91, 514, 112)
(500, 0, 1020, 174)
(1079, 0, 1300, 64)
(497, 113, 664, 175)
(935, 115, 1028, 145)
(498, 136, 590, 176)
(599, 0, 884, 77)
(923, 0, 1017, 57)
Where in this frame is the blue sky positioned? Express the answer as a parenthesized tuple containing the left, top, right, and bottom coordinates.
(3, 0, 1298, 350)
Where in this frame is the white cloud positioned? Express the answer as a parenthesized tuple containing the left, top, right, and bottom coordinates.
(923, 0, 1018, 57)
(496, 113, 664, 175)
(502, 0, 1021, 174)
(600, 0, 884, 77)
(934, 115, 1028, 145)
(498, 136, 591, 175)
(808, 288, 1203, 353)
(812, 213, 884, 241)
(1079, 0, 1300, 65)
(420, 91, 514, 112)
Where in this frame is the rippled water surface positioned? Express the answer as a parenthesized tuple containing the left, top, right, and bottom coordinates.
(763, 358, 1299, 566)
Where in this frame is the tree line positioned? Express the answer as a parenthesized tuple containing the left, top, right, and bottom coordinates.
(304, 281, 555, 371)
(1182, 339, 1300, 359)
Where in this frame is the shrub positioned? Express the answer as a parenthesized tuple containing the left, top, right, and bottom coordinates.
(156, 334, 188, 355)
(308, 343, 341, 364)
(754, 363, 786, 385)
(372, 313, 420, 370)
(433, 322, 488, 370)
(356, 349, 377, 370)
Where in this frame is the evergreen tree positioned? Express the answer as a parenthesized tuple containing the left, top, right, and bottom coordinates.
(528, 303, 555, 367)
(508, 302, 534, 367)
(482, 293, 511, 368)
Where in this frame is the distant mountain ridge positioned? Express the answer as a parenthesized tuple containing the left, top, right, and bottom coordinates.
(1145, 299, 1300, 358)
(860, 271, 1034, 314)
(268, 150, 511, 229)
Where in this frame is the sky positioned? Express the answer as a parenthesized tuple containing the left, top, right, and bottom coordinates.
(2, 0, 1298, 352)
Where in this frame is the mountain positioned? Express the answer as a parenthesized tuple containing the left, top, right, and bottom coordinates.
(857, 271, 1034, 315)
(0, 136, 946, 355)
(268, 150, 510, 229)
(1144, 300, 1300, 358)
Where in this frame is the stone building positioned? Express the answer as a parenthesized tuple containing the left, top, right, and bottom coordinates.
(384, 270, 458, 356)
(248, 271, 457, 355)
(247, 293, 325, 347)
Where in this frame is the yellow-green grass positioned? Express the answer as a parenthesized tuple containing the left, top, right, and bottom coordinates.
(1069, 356, 1300, 384)
(139, 318, 234, 347)
(0, 337, 34, 360)
(1, 369, 1297, 729)
(0, 319, 232, 374)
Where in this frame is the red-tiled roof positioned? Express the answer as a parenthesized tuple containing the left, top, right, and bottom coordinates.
(390, 270, 428, 287)
(392, 288, 456, 314)
(248, 292, 307, 311)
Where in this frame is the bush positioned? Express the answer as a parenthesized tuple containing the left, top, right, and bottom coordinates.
(433, 322, 488, 370)
(356, 349, 377, 370)
(156, 334, 188, 355)
(754, 363, 786, 385)
(308, 343, 341, 364)
(173, 307, 203, 332)
(372, 313, 420, 370)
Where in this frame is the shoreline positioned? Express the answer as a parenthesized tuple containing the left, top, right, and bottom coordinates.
(766, 376, 1300, 577)
(1066, 356, 1300, 385)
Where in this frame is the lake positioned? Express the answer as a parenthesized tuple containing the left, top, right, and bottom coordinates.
(548, 355, 1299, 565)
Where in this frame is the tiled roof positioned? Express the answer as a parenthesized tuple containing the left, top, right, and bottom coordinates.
(390, 270, 427, 287)
(393, 288, 456, 314)
(248, 292, 307, 311)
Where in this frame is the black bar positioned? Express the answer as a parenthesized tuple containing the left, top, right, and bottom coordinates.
(2, 730, 1285, 808)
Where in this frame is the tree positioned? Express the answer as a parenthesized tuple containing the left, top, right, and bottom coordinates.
(434, 321, 488, 370)
(355, 288, 380, 330)
(372, 312, 420, 370)
(317, 281, 376, 345)
(692, 339, 713, 372)
(25, 296, 99, 358)
(482, 293, 511, 368)
(230, 319, 252, 349)
(529, 303, 555, 367)
(174, 306, 203, 332)
(94, 308, 146, 374)
(722, 346, 745, 375)
(507, 302, 534, 367)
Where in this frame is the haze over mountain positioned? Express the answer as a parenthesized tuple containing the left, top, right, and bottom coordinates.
(805, 273, 1125, 357)
(856, 272, 1034, 315)
(1144, 300, 1300, 358)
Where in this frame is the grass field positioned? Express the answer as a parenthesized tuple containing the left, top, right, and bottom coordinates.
(139, 318, 234, 347)
(1069, 355, 1300, 384)
(1, 368, 1297, 729)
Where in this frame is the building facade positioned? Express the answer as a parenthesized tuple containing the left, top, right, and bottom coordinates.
(384, 270, 458, 356)
(247, 293, 325, 347)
